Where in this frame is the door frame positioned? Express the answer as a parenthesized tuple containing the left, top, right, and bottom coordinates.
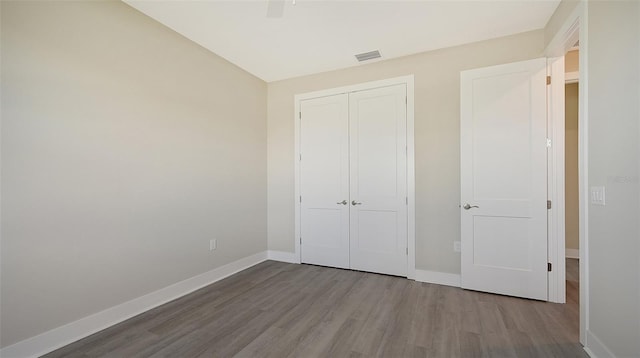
(547, 56, 566, 304)
(293, 75, 416, 279)
(544, 1, 588, 344)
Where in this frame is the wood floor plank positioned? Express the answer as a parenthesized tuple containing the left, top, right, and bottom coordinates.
(43, 259, 587, 358)
(407, 283, 438, 349)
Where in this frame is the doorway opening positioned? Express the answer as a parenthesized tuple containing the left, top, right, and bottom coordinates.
(544, 2, 587, 344)
(564, 44, 581, 334)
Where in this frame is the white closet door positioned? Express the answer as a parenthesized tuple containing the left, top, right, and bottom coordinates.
(460, 58, 548, 300)
(300, 94, 350, 269)
(349, 85, 408, 277)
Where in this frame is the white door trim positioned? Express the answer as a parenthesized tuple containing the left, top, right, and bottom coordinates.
(293, 75, 416, 279)
(544, 1, 588, 345)
(547, 56, 567, 304)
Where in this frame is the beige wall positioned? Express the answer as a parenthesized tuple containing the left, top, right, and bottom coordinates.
(565, 83, 579, 250)
(1, 1, 267, 347)
(267, 30, 545, 274)
(586, 2, 640, 356)
(565, 49, 579, 72)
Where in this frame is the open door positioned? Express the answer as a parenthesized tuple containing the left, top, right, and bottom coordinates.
(460, 58, 548, 301)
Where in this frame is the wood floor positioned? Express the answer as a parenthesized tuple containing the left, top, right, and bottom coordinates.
(44, 259, 585, 358)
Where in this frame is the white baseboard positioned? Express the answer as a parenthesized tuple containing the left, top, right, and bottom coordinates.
(267, 250, 299, 264)
(566, 248, 580, 259)
(414, 269, 461, 288)
(583, 347, 597, 358)
(584, 329, 615, 358)
(0, 251, 268, 358)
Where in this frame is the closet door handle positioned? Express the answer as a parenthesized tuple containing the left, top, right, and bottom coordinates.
(351, 200, 362, 206)
(337, 200, 348, 205)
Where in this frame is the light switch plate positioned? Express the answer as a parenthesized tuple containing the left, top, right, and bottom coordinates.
(590, 186, 606, 206)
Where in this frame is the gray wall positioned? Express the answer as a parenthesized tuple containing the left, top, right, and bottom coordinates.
(1, 1, 267, 347)
(546, 0, 640, 355)
(267, 30, 545, 274)
(586, 1, 640, 356)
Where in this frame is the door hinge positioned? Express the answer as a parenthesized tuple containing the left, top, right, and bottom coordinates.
(546, 76, 551, 85)
(406, 247, 408, 255)
(300, 196, 302, 203)
(546, 138, 552, 147)
(548, 262, 552, 272)
(547, 200, 552, 209)
(300, 237, 302, 245)
(406, 197, 408, 205)
(299, 154, 302, 161)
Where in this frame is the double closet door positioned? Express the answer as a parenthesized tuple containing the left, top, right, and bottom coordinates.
(299, 84, 408, 277)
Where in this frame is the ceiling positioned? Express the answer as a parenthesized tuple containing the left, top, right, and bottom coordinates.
(124, 0, 560, 82)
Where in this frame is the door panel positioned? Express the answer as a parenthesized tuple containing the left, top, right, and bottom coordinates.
(460, 58, 548, 300)
(473, 216, 532, 269)
(349, 85, 408, 277)
(300, 94, 350, 269)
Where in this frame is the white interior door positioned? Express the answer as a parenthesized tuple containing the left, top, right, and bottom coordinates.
(460, 58, 548, 300)
(349, 85, 408, 277)
(300, 94, 350, 269)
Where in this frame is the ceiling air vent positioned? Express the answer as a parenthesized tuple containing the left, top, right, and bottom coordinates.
(355, 50, 381, 62)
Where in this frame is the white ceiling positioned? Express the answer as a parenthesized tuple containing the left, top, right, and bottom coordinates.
(124, 0, 560, 82)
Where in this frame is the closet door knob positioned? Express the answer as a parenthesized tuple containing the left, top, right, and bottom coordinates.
(336, 200, 348, 205)
(352, 200, 362, 206)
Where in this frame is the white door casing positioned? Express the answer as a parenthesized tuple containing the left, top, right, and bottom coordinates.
(300, 94, 350, 269)
(349, 85, 408, 276)
(460, 58, 548, 300)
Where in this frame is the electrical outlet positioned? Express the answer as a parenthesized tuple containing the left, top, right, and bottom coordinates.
(454, 241, 461, 252)
(209, 239, 217, 251)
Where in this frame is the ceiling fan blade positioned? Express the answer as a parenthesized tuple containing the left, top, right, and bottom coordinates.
(266, 0, 285, 18)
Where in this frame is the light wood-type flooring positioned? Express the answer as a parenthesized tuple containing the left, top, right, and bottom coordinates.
(44, 259, 585, 357)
